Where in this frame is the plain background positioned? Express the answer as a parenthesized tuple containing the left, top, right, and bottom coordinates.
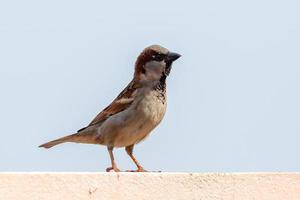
(0, 0, 299, 172)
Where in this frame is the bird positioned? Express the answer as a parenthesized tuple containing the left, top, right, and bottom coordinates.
(39, 44, 181, 172)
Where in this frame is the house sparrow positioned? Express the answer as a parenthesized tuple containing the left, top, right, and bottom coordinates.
(39, 45, 181, 172)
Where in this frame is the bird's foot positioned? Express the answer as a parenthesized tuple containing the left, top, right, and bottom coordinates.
(106, 166, 121, 172)
(126, 167, 147, 172)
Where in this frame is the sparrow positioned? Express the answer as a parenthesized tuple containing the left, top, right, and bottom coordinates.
(39, 45, 181, 172)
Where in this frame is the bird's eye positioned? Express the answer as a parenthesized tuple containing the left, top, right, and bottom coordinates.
(152, 54, 164, 61)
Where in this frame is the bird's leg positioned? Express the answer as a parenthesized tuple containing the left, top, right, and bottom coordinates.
(125, 145, 147, 172)
(106, 146, 121, 172)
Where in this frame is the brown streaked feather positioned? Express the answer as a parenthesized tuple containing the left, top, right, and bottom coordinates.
(87, 80, 140, 127)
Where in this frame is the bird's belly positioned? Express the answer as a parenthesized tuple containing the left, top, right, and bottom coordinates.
(99, 94, 166, 147)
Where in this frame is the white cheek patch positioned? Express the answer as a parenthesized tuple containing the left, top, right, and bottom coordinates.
(145, 61, 165, 73)
(141, 61, 166, 81)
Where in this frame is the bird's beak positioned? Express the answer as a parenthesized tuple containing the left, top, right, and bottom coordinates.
(166, 52, 181, 62)
(164, 51, 181, 76)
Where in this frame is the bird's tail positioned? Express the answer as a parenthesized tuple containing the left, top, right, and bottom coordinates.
(39, 133, 79, 149)
(39, 126, 100, 149)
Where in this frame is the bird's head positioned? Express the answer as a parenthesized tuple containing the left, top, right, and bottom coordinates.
(134, 45, 181, 82)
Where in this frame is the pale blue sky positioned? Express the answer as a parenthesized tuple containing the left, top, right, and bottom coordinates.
(0, 0, 299, 172)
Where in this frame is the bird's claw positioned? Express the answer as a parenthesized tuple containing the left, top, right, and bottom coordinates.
(126, 168, 147, 172)
(106, 167, 121, 172)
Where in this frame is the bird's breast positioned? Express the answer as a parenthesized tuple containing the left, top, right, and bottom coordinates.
(99, 88, 167, 147)
(134, 89, 167, 125)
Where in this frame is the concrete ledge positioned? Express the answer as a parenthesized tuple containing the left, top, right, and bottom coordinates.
(0, 173, 299, 200)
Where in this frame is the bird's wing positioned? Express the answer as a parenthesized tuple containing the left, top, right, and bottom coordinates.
(78, 80, 139, 132)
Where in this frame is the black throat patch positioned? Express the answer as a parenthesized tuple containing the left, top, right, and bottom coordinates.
(153, 75, 167, 104)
